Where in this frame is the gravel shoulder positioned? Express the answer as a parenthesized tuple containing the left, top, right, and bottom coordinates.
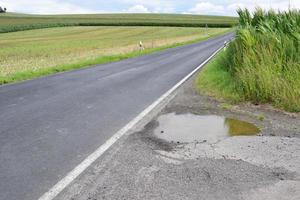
(56, 72, 300, 200)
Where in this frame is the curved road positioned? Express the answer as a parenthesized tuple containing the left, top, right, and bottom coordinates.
(0, 32, 233, 200)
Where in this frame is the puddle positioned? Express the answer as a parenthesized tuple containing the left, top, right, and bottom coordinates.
(154, 113, 260, 143)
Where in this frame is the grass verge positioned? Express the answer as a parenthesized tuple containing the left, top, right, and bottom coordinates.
(196, 50, 241, 103)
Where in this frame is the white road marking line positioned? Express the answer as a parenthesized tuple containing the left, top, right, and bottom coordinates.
(38, 43, 225, 200)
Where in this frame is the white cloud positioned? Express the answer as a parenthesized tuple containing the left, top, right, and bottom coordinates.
(229, 0, 300, 11)
(188, 1, 300, 16)
(0, 0, 97, 14)
(125, 4, 175, 14)
(123, 0, 178, 9)
(153, 6, 175, 13)
(126, 5, 150, 13)
(0, 0, 299, 16)
(124, 0, 176, 13)
(189, 2, 225, 14)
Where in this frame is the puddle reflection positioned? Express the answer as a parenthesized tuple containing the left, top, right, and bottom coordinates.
(154, 113, 260, 143)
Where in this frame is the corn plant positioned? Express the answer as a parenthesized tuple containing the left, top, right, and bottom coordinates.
(223, 8, 300, 111)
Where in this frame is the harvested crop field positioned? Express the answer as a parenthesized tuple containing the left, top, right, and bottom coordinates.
(0, 26, 230, 84)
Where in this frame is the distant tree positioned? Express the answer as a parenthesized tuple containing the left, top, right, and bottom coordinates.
(0, 6, 6, 13)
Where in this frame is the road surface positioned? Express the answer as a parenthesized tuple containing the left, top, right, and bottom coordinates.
(0, 32, 234, 200)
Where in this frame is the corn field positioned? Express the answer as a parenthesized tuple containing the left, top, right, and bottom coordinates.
(223, 8, 300, 112)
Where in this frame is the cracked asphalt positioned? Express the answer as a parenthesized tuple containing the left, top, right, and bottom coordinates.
(56, 74, 300, 200)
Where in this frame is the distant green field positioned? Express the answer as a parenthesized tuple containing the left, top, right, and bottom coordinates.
(0, 13, 238, 33)
(0, 26, 231, 84)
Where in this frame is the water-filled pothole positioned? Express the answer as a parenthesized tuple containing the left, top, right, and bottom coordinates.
(154, 113, 260, 143)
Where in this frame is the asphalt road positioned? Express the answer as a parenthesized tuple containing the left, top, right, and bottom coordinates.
(0, 32, 234, 200)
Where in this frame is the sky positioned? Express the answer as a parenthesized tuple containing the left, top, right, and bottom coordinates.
(0, 0, 299, 16)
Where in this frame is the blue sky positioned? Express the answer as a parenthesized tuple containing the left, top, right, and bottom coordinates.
(1, 0, 299, 16)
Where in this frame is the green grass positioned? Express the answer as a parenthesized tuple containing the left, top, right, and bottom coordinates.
(0, 13, 238, 33)
(0, 26, 231, 85)
(196, 50, 241, 102)
(197, 8, 300, 112)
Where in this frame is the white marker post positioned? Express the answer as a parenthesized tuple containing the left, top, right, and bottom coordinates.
(139, 41, 144, 51)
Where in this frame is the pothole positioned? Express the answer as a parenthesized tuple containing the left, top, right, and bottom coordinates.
(154, 112, 260, 143)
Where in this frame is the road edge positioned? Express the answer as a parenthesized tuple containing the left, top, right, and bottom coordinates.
(38, 43, 227, 200)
